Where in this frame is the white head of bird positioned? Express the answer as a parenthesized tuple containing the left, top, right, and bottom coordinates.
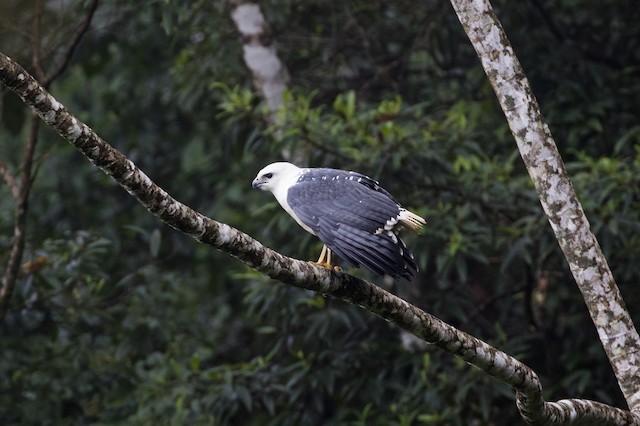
(252, 162, 302, 203)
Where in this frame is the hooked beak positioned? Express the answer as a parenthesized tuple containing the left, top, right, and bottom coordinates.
(252, 179, 263, 189)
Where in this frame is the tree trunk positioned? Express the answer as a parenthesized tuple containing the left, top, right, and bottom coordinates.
(450, 0, 640, 418)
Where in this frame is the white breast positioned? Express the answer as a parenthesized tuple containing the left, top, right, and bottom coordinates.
(271, 170, 317, 235)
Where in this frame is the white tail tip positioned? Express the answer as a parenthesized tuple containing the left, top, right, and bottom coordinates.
(398, 209, 426, 232)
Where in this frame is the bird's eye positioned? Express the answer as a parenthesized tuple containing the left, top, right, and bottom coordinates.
(264, 173, 273, 179)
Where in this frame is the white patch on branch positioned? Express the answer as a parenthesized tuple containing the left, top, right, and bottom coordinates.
(44, 109, 57, 123)
(65, 117, 82, 139)
(214, 223, 236, 246)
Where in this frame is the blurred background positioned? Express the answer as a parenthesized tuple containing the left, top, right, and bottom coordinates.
(1, 0, 639, 424)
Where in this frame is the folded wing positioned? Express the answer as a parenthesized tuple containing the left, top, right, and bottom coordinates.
(287, 169, 419, 280)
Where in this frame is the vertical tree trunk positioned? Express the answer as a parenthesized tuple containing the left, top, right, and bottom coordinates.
(449, 0, 640, 412)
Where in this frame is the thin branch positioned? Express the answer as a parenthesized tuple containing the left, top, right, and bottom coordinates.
(44, 0, 100, 88)
(450, 0, 640, 418)
(0, 1, 100, 322)
(0, 161, 19, 199)
(1, 50, 638, 426)
(0, 115, 39, 321)
(31, 0, 46, 82)
(20, 114, 39, 197)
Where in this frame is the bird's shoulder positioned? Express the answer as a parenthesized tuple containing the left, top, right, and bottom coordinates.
(292, 168, 396, 200)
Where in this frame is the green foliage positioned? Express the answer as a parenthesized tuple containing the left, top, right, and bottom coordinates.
(1, 0, 639, 424)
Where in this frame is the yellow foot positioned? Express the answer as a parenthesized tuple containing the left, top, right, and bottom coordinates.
(311, 261, 341, 273)
(313, 261, 334, 270)
(313, 245, 340, 272)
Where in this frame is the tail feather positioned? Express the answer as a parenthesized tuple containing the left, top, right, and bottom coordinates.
(398, 209, 426, 232)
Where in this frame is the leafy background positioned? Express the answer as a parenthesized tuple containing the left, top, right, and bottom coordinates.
(0, 0, 639, 424)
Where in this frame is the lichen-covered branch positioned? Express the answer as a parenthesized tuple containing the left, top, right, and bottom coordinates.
(1, 52, 638, 425)
(450, 0, 640, 418)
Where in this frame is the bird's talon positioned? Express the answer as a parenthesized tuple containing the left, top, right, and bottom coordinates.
(312, 262, 341, 273)
(313, 261, 333, 270)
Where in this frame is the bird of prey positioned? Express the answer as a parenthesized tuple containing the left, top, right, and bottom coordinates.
(252, 162, 425, 280)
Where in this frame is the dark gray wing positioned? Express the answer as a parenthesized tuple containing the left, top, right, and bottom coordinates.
(287, 169, 418, 280)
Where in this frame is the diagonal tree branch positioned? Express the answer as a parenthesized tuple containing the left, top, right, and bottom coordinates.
(1, 51, 638, 425)
(450, 0, 640, 417)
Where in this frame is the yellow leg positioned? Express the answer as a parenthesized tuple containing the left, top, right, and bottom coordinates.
(314, 245, 332, 269)
(313, 246, 342, 272)
(316, 245, 328, 265)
